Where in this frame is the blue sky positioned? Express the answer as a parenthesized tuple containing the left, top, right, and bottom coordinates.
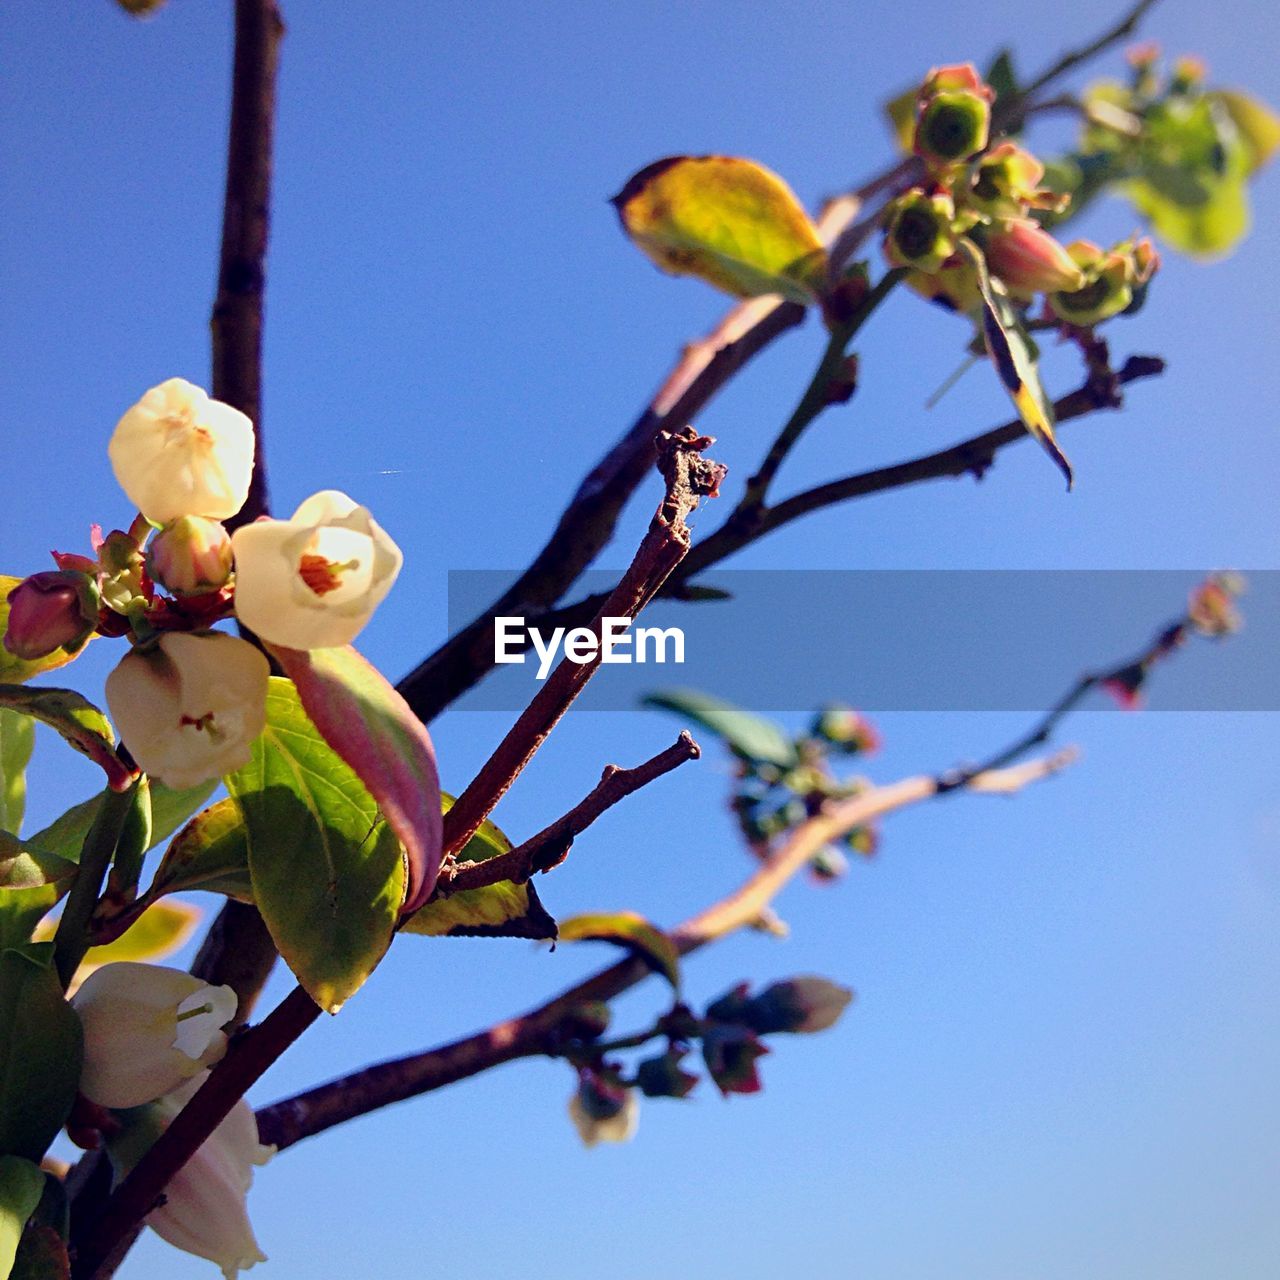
(3, 1, 1279, 1277)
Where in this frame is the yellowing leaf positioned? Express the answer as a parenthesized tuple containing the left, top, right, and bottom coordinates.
(558, 911, 681, 989)
(402, 881, 556, 940)
(613, 156, 828, 303)
(1213, 89, 1280, 175)
(77, 901, 202, 976)
(960, 239, 1072, 488)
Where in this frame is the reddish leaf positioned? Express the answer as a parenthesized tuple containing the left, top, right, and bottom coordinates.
(268, 645, 443, 914)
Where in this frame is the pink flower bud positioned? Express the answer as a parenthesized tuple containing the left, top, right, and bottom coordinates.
(148, 516, 234, 596)
(984, 220, 1085, 296)
(3, 570, 97, 660)
(743, 976, 854, 1035)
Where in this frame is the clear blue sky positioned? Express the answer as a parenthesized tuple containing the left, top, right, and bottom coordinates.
(3, 2, 1279, 1277)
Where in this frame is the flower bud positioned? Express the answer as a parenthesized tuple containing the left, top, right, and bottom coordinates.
(914, 66, 994, 168)
(883, 189, 958, 275)
(810, 705, 880, 754)
(108, 1070, 272, 1278)
(1189, 575, 1243, 637)
(109, 378, 254, 523)
(701, 1025, 769, 1096)
(970, 142, 1068, 218)
(705, 981, 752, 1025)
(808, 845, 849, 881)
(742, 976, 854, 1035)
(230, 491, 403, 650)
(72, 962, 236, 1109)
(148, 516, 234, 596)
(105, 631, 269, 789)
(568, 1070, 639, 1147)
(97, 529, 149, 615)
(636, 1049, 699, 1099)
(1047, 239, 1144, 326)
(983, 220, 1085, 296)
(3, 570, 98, 660)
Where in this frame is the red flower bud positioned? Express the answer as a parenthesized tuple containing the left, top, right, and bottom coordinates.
(984, 220, 1085, 296)
(3, 570, 97, 660)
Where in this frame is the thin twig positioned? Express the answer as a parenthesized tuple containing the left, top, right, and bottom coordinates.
(189, 0, 285, 1026)
(438, 429, 725, 860)
(438, 732, 701, 894)
(255, 751, 1072, 1152)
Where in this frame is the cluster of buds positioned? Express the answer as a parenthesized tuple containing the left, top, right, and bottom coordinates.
(69, 962, 272, 1277)
(882, 63, 1160, 327)
(730, 705, 881, 880)
(3, 377, 403, 789)
(1101, 573, 1244, 708)
(564, 976, 852, 1145)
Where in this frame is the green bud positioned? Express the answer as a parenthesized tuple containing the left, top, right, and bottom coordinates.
(884, 189, 958, 275)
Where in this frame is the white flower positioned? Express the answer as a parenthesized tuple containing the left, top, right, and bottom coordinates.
(109, 378, 254, 523)
(568, 1085, 639, 1148)
(111, 1071, 273, 1280)
(72, 962, 237, 1109)
(230, 490, 403, 649)
(105, 631, 269, 788)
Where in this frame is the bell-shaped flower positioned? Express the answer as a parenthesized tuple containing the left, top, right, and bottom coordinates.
(983, 219, 1085, 297)
(72, 962, 237, 1109)
(148, 516, 235, 596)
(105, 631, 269, 789)
(1047, 238, 1147, 326)
(230, 490, 403, 650)
(109, 378, 254, 523)
(109, 1071, 273, 1279)
(883, 189, 958, 275)
(3, 569, 98, 660)
(567, 1070, 639, 1148)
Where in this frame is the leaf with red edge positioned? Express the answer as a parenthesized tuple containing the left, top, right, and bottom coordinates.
(267, 645, 443, 914)
(0, 686, 133, 793)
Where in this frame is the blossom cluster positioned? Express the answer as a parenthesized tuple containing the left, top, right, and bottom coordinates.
(3, 378, 402, 788)
(883, 63, 1160, 327)
(72, 962, 272, 1277)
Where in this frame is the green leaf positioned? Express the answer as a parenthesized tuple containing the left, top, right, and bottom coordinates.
(0, 578, 93, 687)
(224, 678, 405, 1013)
(26, 779, 216, 867)
(0, 944, 82, 1160)
(440, 792, 512, 865)
(0, 712, 34, 839)
(0, 687, 131, 793)
(612, 156, 828, 303)
(0, 834, 75, 950)
(145, 797, 253, 903)
(1212, 89, 1280, 174)
(557, 911, 680, 989)
(1125, 175, 1249, 258)
(960, 239, 1072, 488)
(0, 1156, 44, 1280)
(883, 85, 918, 152)
(267, 645, 443, 915)
(402, 881, 557, 940)
(985, 49, 1019, 113)
(642, 689, 797, 767)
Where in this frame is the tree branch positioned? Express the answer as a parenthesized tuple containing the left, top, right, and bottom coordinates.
(255, 750, 1073, 1152)
(190, 0, 285, 1022)
(438, 732, 701, 894)
(438, 428, 725, 859)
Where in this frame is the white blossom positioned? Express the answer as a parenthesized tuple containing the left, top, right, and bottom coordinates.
(568, 1087, 639, 1148)
(230, 490, 402, 649)
(105, 631, 269, 788)
(109, 378, 254, 523)
(72, 962, 237, 1109)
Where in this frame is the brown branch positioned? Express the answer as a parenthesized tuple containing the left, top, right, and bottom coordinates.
(672, 354, 1165, 584)
(255, 751, 1073, 1152)
(190, 0, 285, 1023)
(71, 986, 320, 1280)
(439, 732, 700, 894)
(438, 429, 725, 860)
